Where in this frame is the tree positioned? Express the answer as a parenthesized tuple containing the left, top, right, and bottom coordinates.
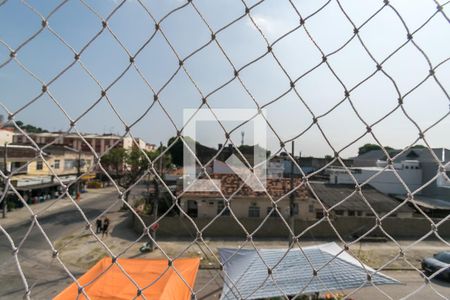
(167, 136, 272, 167)
(412, 144, 426, 149)
(167, 136, 216, 167)
(167, 136, 184, 167)
(358, 144, 394, 155)
(101, 146, 172, 208)
(101, 148, 151, 206)
(15, 120, 48, 133)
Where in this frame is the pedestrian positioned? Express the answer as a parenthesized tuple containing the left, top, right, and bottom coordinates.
(102, 217, 110, 238)
(95, 219, 102, 234)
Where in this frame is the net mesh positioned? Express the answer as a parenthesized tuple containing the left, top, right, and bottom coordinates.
(0, 0, 450, 299)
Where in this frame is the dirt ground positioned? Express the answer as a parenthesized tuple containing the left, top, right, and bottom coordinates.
(55, 209, 449, 272)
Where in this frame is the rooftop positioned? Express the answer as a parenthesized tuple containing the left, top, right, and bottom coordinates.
(309, 182, 413, 214)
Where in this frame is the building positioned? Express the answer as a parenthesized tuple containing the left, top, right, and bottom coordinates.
(178, 174, 412, 221)
(12, 132, 152, 154)
(0, 127, 14, 145)
(145, 143, 157, 152)
(180, 174, 322, 220)
(0, 145, 37, 175)
(0, 145, 95, 207)
(352, 149, 399, 167)
(327, 148, 450, 215)
(309, 182, 414, 218)
(327, 160, 423, 195)
(179, 174, 322, 221)
(280, 154, 353, 178)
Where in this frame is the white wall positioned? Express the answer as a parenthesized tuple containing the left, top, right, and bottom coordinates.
(0, 129, 13, 145)
(329, 163, 423, 195)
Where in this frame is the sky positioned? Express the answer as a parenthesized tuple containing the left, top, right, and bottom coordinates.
(0, 0, 449, 158)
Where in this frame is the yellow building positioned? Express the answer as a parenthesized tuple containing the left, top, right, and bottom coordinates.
(179, 174, 322, 221)
(1, 145, 96, 206)
(26, 146, 94, 176)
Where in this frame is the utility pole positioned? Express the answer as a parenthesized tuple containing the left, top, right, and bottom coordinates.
(2, 142, 8, 218)
(151, 142, 163, 251)
(63, 146, 82, 200)
(76, 150, 81, 199)
(289, 141, 295, 246)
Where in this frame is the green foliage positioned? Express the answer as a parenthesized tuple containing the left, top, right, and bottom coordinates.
(100, 148, 152, 202)
(411, 144, 426, 149)
(100, 148, 127, 176)
(358, 143, 394, 155)
(167, 136, 183, 166)
(16, 120, 48, 133)
(167, 136, 216, 167)
(167, 136, 271, 167)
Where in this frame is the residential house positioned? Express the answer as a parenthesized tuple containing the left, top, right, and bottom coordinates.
(0, 145, 95, 206)
(327, 148, 450, 216)
(179, 174, 322, 221)
(309, 182, 414, 218)
(13, 132, 152, 155)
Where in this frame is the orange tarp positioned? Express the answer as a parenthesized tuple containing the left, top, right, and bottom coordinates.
(54, 257, 200, 300)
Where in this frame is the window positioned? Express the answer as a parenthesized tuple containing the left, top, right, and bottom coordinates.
(54, 160, 60, 169)
(266, 207, 278, 217)
(356, 211, 363, 217)
(12, 161, 24, 171)
(291, 203, 299, 215)
(64, 159, 75, 170)
(315, 210, 324, 219)
(217, 200, 230, 216)
(335, 210, 344, 216)
(248, 205, 260, 218)
(36, 161, 43, 170)
(186, 200, 198, 218)
(348, 210, 355, 216)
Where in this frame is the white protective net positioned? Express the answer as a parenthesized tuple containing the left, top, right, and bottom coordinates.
(1, 0, 450, 299)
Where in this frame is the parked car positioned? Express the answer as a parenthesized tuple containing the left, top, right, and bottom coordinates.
(422, 251, 450, 281)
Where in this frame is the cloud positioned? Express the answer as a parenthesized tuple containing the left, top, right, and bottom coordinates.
(246, 14, 290, 40)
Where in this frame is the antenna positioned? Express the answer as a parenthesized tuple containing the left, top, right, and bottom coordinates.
(241, 131, 245, 146)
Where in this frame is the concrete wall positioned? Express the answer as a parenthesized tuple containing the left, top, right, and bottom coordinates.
(0, 129, 14, 145)
(134, 214, 450, 239)
(421, 162, 450, 199)
(180, 196, 321, 221)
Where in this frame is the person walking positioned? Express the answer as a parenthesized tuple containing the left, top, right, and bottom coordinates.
(95, 219, 102, 234)
(102, 217, 110, 238)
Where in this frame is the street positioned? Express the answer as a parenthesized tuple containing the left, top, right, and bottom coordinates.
(0, 188, 121, 299)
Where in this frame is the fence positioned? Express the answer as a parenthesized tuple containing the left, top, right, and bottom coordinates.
(1, 0, 450, 299)
(134, 215, 450, 240)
